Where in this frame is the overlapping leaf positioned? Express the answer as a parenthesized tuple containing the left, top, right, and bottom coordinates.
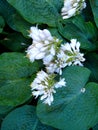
(58, 16, 98, 51)
(0, 53, 43, 107)
(89, 0, 98, 28)
(93, 123, 98, 130)
(37, 66, 98, 130)
(0, 0, 32, 37)
(1, 105, 56, 130)
(6, 0, 63, 27)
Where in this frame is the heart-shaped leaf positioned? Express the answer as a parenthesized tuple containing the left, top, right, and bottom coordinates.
(7, 0, 63, 27)
(0, 52, 42, 107)
(37, 66, 98, 130)
(0, 0, 32, 37)
(1, 105, 56, 130)
(58, 20, 97, 51)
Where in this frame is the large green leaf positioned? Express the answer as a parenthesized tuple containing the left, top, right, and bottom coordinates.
(6, 0, 62, 27)
(37, 66, 98, 130)
(0, 106, 13, 118)
(0, 52, 42, 107)
(58, 20, 97, 51)
(72, 16, 98, 42)
(0, 0, 32, 37)
(89, 0, 98, 28)
(93, 123, 98, 130)
(1, 105, 56, 130)
(48, 28, 66, 42)
(84, 53, 98, 83)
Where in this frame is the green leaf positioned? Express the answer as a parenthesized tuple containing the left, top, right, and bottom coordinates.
(0, 0, 32, 37)
(1, 105, 56, 130)
(84, 53, 98, 83)
(58, 17, 97, 51)
(48, 0, 63, 11)
(93, 123, 98, 130)
(0, 16, 5, 33)
(72, 16, 98, 42)
(0, 52, 42, 106)
(6, 0, 62, 27)
(89, 0, 98, 28)
(48, 28, 66, 42)
(37, 66, 98, 130)
(0, 52, 42, 80)
(0, 106, 13, 118)
(0, 32, 31, 52)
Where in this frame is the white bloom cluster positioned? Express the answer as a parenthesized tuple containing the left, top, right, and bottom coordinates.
(26, 27, 60, 62)
(61, 0, 86, 19)
(26, 26, 86, 105)
(45, 39, 85, 75)
(31, 70, 66, 105)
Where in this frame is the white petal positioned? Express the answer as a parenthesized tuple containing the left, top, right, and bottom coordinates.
(40, 94, 48, 101)
(50, 45, 55, 55)
(43, 29, 52, 38)
(31, 34, 41, 42)
(73, 60, 83, 66)
(30, 27, 39, 36)
(55, 78, 66, 88)
(35, 52, 45, 59)
(76, 41, 80, 52)
(35, 42, 44, 48)
(43, 93, 54, 106)
(62, 15, 71, 19)
(81, 88, 86, 93)
(44, 98, 51, 106)
(68, 8, 76, 16)
(61, 43, 72, 52)
(37, 70, 48, 81)
(32, 91, 41, 98)
(40, 46, 48, 52)
(39, 30, 46, 41)
(44, 40, 50, 45)
(70, 39, 77, 51)
(43, 54, 53, 65)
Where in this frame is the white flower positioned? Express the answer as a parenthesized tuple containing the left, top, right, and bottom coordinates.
(46, 63, 58, 74)
(43, 54, 54, 65)
(26, 44, 46, 62)
(45, 39, 85, 75)
(26, 27, 61, 63)
(60, 39, 85, 66)
(55, 78, 66, 88)
(29, 27, 53, 42)
(31, 70, 66, 105)
(61, 0, 86, 19)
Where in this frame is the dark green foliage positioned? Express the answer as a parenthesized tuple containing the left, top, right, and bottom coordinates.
(0, 53, 42, 116)
(0, 0, 98, 130)
(37, 66, 98, 130)
(1, 105, 56, 130)
(0, 16, 5, 33)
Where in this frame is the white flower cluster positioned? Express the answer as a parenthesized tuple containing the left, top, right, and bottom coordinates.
(44, 39, 85, 75)
(31, 70, 66, 106)
(26, 26, 85, 105)
(61, 0, 86, 19)
(26, 26, 60, 63)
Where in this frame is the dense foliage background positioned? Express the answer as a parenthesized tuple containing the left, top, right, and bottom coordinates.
(0, 0, 98, 130)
